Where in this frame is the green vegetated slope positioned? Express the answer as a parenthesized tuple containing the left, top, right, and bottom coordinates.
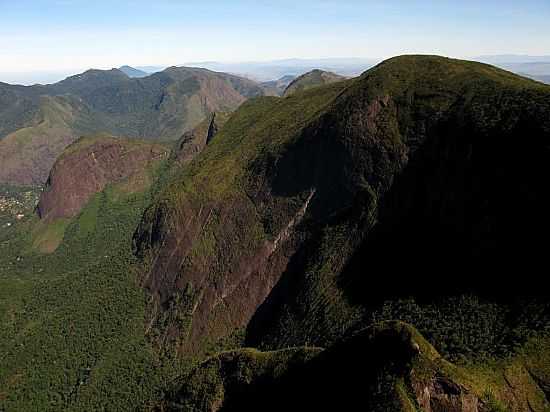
(283, 69, 346, 96)
(0, 67, 264, 186)
(36, 135, 169, 224)
(246, 55, 550, 350)
(0, 94, 99, 186)
(174, 112, 232, 166)
(0, 138, 184, 410)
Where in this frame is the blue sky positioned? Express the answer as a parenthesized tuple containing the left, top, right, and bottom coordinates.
(1, 0, 550, 74)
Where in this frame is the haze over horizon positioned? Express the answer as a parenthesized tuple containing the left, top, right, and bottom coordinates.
(2, 0, 550, 84)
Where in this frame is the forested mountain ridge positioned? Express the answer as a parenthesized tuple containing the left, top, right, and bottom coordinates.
(283, 69, 346, 96)
(0, 66, 265, 185)
(134, 55, 550, 354)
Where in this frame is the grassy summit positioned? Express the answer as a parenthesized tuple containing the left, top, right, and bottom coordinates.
(283, 69, 346, 96)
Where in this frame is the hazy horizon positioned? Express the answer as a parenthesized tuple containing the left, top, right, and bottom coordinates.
(2, 0, 550, 84)
(4, 54, 550, 86)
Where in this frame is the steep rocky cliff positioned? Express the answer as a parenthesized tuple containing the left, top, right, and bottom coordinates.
(133, 55, 550, 358)
(37, 135, 168, 221)
(175, 113, 231, 165)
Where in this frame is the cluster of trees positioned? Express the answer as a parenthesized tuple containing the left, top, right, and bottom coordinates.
(0, 183, 171, 410)
(371, 295, 550, 361)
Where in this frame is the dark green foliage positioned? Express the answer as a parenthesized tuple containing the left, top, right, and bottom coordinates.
(168, 347, 322, 411)
(169, 322, 550, 411)
(243, 56, 550, 355)
(0, 174, 167, 410)
(0, 154, 252, 410)
(371, 296, 550, 362)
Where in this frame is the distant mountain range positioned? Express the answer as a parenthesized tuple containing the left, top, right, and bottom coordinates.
(182, 57, 378, 81)
(0, 66, 264, 185)
(3, 54, 550, 188)
(0, 63, 361, 187)
(131, 56, 550, 85)
(118, 65, 150, 78)
(3, 55, 550, 86)
(128, 58, 376, 83)
(475, 55, 550, 84)
(476, 54, 550, 64)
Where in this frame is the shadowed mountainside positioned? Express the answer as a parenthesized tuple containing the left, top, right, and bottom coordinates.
(167, 322, 550, 411)
(133, 55, 550, 358)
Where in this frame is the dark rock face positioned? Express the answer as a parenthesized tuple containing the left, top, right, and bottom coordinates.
(37, 136, 168, 221)
(135, 193, 304, 354)
(413, 377, 480, 412)
(175, 113, 230, 165)
(134, 56, 550, 356)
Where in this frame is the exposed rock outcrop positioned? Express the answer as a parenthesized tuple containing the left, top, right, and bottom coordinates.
(175, 113, 230, 165)
(37, 135, 168, 221)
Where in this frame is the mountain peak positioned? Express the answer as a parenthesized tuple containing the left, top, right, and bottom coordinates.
(118, 65, 149, 78)
(283, 69, 346, 96)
